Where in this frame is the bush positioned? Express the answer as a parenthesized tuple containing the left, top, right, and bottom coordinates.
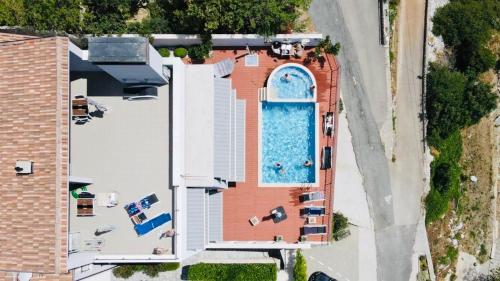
(332, 212, 349, 240)
(157, 48, 170, 57)
(425, 131, 463, 224)
(157, 262, 180, 271)
(187, 263, 277, 281)
(112, 263, 181, 279)
(174, 47, 188, 58)
(293, 250, 307, 281)
(113, 265, 140, 279)
(315, 35, 341, 56)
(187, 34, 213, 61)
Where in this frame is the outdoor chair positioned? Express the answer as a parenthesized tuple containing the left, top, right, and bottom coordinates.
(301, 225, 327, 235)
(300, 206, 326, 217)
(299, 191, 325, 202)
(321, 146, 332, 170)
(323, 112, 334, 137)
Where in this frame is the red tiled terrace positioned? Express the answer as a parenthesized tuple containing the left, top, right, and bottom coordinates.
(202, 48, 340, 243)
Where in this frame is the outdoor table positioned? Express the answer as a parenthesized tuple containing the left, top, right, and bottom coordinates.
(271, 206, 287, 223)
(77, 198, 94, 216)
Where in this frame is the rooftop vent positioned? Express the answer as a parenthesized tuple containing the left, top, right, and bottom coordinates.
(15, 160, 33, 175)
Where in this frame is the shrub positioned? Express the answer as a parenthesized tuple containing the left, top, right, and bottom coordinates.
(293, 250, 307, 281)
(187, 263, 277, 281)
(157, 262, 180, 271)
(425, 131, 463, 224)
(112, 263, 181, 279)
(113, 265, 140, 279)
(315, 35, 341, 56)
(174, 47, 188, 58)
(158, 48, 170, 57)
(332, 212, 349, 240)
(187, 34, 213, 61)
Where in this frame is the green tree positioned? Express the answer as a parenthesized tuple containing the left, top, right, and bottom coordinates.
(293, 250, 307, 281)
(463, 79, 497, 124)
(23, 0, 82, 33)
(157, 0, 310, 35)
(82, 0, 138, 35)
(425, 63, 468, 144)
(432, 0, 499, 74)
(0, 0, 26, 27)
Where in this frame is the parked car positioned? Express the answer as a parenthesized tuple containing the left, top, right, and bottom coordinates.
(309, 271, 337, 281)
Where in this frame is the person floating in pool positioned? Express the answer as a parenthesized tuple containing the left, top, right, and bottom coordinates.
(275, 162, 286, 174)
(310, 85, 316, 92)
(282, 73, 292, 82)
(304, 160, 313, 167)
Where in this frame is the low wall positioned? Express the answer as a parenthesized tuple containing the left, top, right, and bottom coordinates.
(152, 33, 323, 47)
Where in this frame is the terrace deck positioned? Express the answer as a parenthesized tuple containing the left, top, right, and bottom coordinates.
(202, 48, 340, 243)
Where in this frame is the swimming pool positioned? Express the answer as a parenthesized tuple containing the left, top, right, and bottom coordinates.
(261, 102, 317, 184)
(268, 63, 316, 100)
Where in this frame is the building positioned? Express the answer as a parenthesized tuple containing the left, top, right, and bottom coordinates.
(0, 32, 339, 280)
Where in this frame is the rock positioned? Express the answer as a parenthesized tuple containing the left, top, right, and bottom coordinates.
(470, 175, 478, 183)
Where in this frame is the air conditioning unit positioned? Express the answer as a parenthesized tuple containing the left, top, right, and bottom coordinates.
(15, 160, 33, 175)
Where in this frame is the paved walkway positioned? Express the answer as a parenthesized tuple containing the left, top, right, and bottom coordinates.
(304, 110, 377, 281)
(309, 0, 428, 280)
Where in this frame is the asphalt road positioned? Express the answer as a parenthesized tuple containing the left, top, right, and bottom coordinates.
(309, 0, 426, 280)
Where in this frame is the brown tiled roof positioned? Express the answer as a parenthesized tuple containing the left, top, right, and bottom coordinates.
(0, 32, 39, 43)
(0, 33, 69, 275)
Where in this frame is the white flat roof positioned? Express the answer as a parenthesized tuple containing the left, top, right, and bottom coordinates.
(184, 65, 215, 186)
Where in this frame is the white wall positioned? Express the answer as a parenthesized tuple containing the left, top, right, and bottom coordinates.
(152, 33, 323, 47)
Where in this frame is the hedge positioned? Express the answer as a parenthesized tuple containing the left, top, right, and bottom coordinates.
(113, 263, 180, 279)
(187, 263, 277, 281)
(174, 47, 188, 58)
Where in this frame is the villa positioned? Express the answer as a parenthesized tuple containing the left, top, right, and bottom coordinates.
(0, 31, 339, 280)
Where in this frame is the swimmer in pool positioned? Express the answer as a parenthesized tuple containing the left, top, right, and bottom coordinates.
(282, 73, 292, 82)
(304, 160, 313, 167)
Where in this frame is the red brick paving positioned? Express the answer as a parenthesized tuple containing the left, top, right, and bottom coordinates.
(202, 48, 340, 243)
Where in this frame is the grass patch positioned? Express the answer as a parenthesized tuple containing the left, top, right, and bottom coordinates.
(187, 263, 277, 281)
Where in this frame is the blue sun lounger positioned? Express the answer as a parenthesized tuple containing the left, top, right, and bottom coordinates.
(134, 213, 172, 236)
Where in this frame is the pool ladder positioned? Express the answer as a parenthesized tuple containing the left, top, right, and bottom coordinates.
(258, 87, 267, 102)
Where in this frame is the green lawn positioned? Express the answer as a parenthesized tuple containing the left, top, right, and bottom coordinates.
(187, 263, 277, 281)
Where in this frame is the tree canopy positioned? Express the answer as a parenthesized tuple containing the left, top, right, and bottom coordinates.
(432, 0, 499, 74)
(425, 63, 496, 145)
(0, 0, 311, 36)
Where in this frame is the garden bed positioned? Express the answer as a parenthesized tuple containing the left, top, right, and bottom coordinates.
(187, 263, 277, 281)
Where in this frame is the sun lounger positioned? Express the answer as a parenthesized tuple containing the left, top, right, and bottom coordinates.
(323, 112, 334, 137)
(299, 191, 325, 202)
(321, 146, 332, 170)
(300, 206, 326, 217)
(301, 225, 327, 235)
(134, 213, 172, 236)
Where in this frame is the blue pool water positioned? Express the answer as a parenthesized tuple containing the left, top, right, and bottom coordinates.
(262, 102, 316, 184)
(270, 65, 314, 99)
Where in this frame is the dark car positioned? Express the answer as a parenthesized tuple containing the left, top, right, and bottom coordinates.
(308, 271, 337, 281)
